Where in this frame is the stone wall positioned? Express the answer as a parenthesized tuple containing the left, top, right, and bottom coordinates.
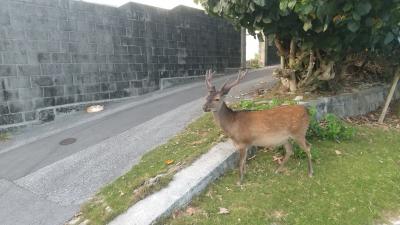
(306, 85, 400, 120)
(0, 0, 240, 127)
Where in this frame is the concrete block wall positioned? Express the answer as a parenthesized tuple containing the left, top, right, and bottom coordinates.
(0, 0, 240, 127)
(306, 85, 400, 120)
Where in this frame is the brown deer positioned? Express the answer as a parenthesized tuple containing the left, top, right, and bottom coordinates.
(202, 69, 313, 184)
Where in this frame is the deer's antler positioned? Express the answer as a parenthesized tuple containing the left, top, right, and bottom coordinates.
(205, 69, 216, 91)
(221, 70, 248, 95)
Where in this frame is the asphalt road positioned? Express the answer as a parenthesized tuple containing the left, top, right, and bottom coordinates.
(0, 67, 276, 225)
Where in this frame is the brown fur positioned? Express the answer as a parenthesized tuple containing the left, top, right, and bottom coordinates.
(203, 70, 313, 184)
(219, 104, 309, 146)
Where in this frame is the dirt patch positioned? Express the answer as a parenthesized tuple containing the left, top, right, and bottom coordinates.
(346, 102, 400, 130)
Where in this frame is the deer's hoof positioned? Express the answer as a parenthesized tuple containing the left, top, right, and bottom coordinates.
(308, 172, 314, 178)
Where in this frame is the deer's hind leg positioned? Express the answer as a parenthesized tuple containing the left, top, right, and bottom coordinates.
(293, 136, 314, 177)
(237, 146, 248, 184)
(275, 141, 293, 174)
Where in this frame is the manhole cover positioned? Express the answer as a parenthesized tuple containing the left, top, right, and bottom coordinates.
(59, 138, 77, 146)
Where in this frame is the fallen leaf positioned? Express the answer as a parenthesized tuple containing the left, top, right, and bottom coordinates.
(272, 210, 287, 219)
(191, 140, 204, 145)
(105, 206, 112, 213)
(185, 207, 198, 216)
(335, 150, 342, 155)
(172, 210, 183, 219)
(199, 131, 209, 137)
(272, 155, 284, 164)
(248, 155, 256, 161)
(206, 191, 213, 199)
(218, 207, 229, 214)
(164, 159, 174, 165)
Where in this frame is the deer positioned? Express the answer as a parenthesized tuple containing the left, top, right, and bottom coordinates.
(202, 69, 313, 184)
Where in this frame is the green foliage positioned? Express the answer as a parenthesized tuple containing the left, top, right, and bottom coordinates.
(246, 53, 261, 68)
(197, 0, 400, 90)
(196, 0, 400, 60)
(246, 59, 261, 68)
(307, 107, 356, 141)
(237, 98, 295, 110)
(275, 141, 320, 160)
(292, 142, 320, 160)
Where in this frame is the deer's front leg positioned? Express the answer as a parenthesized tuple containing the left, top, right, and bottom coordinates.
(238, 147, 248, 184)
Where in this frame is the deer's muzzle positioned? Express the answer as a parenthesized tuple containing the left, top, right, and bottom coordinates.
(202, 104, 211, 112)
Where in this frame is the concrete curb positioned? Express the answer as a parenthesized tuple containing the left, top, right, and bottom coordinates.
(108, 140, 238, 225)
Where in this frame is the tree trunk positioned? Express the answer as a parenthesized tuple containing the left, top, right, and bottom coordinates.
(240, 27, 246, 69)
(288, 38, 297, 92)
(378, 67, 400, 123)
(274, 37, 288, 57)
(289, 38, 296, 68)
(298, 50, 315, 88)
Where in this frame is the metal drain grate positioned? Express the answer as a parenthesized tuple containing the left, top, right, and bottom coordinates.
(59, 138, 77, 146)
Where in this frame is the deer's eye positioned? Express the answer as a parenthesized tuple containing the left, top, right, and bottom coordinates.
(214, 98, 220, 101)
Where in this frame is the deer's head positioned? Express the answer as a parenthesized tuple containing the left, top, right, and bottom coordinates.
(202, 69, 247, 112)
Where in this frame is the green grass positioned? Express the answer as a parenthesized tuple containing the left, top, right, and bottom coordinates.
(231, 98, 296, 111)
(75, 114, 222, 225)
(164, 127, 400, 225)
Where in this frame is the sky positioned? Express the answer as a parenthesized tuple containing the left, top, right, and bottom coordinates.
(81, 0, 259, 60)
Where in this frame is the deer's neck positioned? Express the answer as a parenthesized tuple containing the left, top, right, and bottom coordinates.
(212, 101, 236, 134)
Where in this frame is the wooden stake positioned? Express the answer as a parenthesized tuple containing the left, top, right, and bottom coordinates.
(240, 27, 246, 69)
(378, 67, 400, 124)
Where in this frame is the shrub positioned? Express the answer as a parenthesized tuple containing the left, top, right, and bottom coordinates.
(196, 0, 400, 91)
(307, 107, 355, 141)
(237, 98, 295, 111)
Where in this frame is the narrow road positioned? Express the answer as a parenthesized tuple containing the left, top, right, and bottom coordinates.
(0, 67, 276, 225)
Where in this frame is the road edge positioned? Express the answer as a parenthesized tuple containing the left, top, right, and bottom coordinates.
(108, 140, 239, 225)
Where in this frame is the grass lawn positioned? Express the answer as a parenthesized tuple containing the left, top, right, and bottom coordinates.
(73, 114, 222, 225)
(164, 126, 400, 225)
